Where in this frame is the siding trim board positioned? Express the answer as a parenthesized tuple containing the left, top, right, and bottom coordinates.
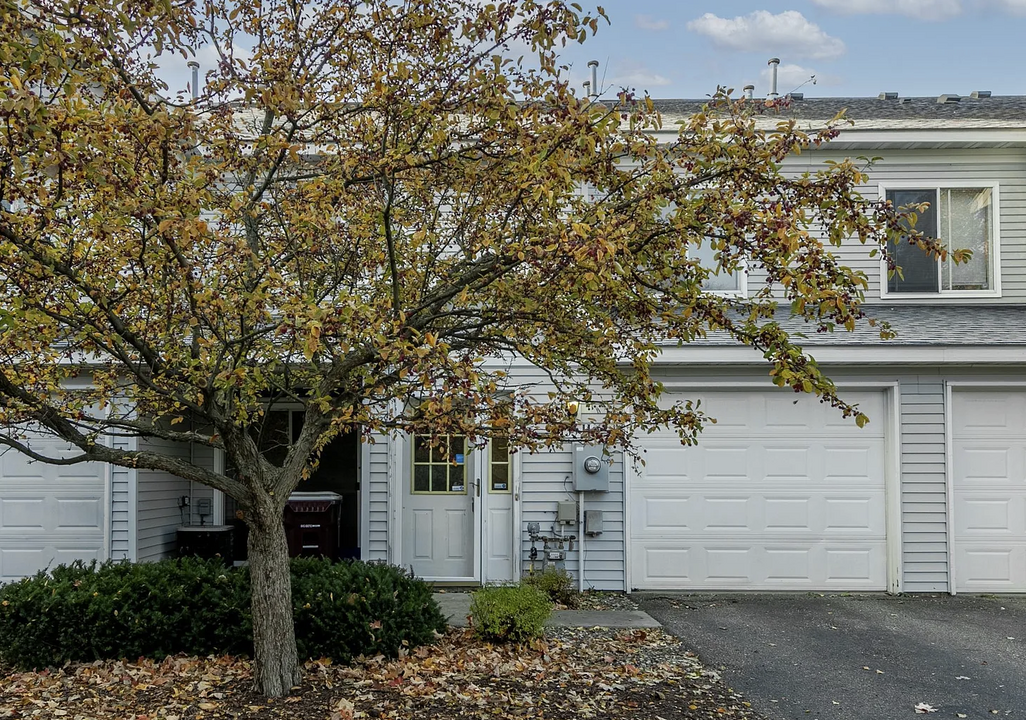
(886, 384, 904, 594)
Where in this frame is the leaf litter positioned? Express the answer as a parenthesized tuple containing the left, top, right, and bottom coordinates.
(0, 627, 768, 719)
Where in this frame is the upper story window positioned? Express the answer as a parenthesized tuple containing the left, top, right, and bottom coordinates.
(691, 240, 745, 294)
(884, 185, 999, 297)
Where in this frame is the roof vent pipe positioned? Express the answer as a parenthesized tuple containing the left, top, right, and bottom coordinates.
(588, 60, 599, 99)
(767, 57, 780, 99)
(743, 84, 754, 100)
(188, 61, 200, 101)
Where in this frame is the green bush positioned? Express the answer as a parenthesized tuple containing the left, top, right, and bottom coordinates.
(470, 584, 551, 643)
(290, 557, 446, 663)
(522, 567, 580, 609)
(0, 557, 445, 670)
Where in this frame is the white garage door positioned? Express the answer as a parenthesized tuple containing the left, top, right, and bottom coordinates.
(631, 390, 888, 590)
(0, 437, 107, 582)
(952, 390, 1026, 593)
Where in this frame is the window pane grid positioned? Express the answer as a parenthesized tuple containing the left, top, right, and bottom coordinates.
(412, 434, 467, 494)
(886, 186, 994, 294)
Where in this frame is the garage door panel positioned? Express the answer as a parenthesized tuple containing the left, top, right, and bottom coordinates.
(953, 390, 1026, 592)
(631, 541, 886, 589)
(954, 544, 1026, 590)
(632, 390, 888, 591)
(953, 392, 1026, 438)
(646, 441, 883, 485)
(955, 494, 1025, 535)
(634, 490, 885, 539)
(0, 543, 106, 581)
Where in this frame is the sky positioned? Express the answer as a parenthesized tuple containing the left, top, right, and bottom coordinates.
(157, 0, 1026, 101)
(554, 0, 1026, 99)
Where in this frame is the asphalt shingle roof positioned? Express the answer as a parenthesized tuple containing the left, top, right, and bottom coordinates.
(648, 96, 1026, 131)
(686, 305, 1026, 347)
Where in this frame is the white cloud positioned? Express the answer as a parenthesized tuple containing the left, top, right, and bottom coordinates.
(635, 14, 669, 31)
(983, 0, 1026, 14)
(611, 70, 672, 89)
(811, 0, 962, 19)
(686, 10, 845, 60)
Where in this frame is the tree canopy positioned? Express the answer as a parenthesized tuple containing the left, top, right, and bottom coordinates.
(0, 0, 930, 696)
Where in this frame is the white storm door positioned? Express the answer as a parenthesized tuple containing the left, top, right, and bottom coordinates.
(402, 435, 478, 581)
(952, 390, 1026, 592)
(482, 437, 515, 584)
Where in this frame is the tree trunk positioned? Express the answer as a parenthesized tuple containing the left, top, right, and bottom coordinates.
(246, 494, 302, 697)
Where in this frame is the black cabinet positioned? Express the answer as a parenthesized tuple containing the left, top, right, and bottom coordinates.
(177, 525, 234, 565)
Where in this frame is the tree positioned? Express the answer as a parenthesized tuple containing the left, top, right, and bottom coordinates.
(0, 0, 938, 697)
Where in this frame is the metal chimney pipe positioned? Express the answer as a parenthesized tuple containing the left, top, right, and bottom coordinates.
(588, 60, 599, 99)
(743, 84, 755, 100)
(767, 58, 780, 99)
(582, 80, 591, 97)
(188, 61, 200, 101)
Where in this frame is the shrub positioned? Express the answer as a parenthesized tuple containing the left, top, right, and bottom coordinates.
(290, 557, 446, 663)
(522, 567, 580, 609)
(470, 584, 551, 643)
(0, 557, 249, 669)
(0, 557, 444, 670)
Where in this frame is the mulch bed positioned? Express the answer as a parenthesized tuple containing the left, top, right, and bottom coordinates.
(0, 628, 766, 720)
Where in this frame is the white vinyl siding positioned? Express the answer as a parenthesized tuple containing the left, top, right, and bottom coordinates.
(134, 435, 191, 562)
(109, 435, 134, 561)
(365, 432, 391, 561)
(752, 148, 1026, 303)
(520, 446, 626, 591)
(899, 377, 949, 592)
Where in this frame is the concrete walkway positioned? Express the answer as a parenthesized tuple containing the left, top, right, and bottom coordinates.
(433, 592, 661, 629)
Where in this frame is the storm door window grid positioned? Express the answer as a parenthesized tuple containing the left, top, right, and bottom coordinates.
(489, 436, 510, 492)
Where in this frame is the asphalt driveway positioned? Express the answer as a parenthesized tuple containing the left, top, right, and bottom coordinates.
(638, 593, 1026, 720)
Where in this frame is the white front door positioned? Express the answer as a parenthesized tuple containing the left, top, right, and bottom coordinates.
(402, 434, 477, 581)
(630, 389, 888, 591)
(952, 390, 1026, 593)
(400, 436, 516, 583)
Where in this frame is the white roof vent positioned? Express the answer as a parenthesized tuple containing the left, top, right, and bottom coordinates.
(937, 94, 961, 104)
(970, 90, 992, 99)
(878, 92, 899, 100)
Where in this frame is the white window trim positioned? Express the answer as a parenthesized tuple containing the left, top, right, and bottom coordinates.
(878, 181, 1002, 300)
(689, 245, 749, 298)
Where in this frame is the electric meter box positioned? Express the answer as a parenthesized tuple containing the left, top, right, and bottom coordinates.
(572, 445, 609, 492)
